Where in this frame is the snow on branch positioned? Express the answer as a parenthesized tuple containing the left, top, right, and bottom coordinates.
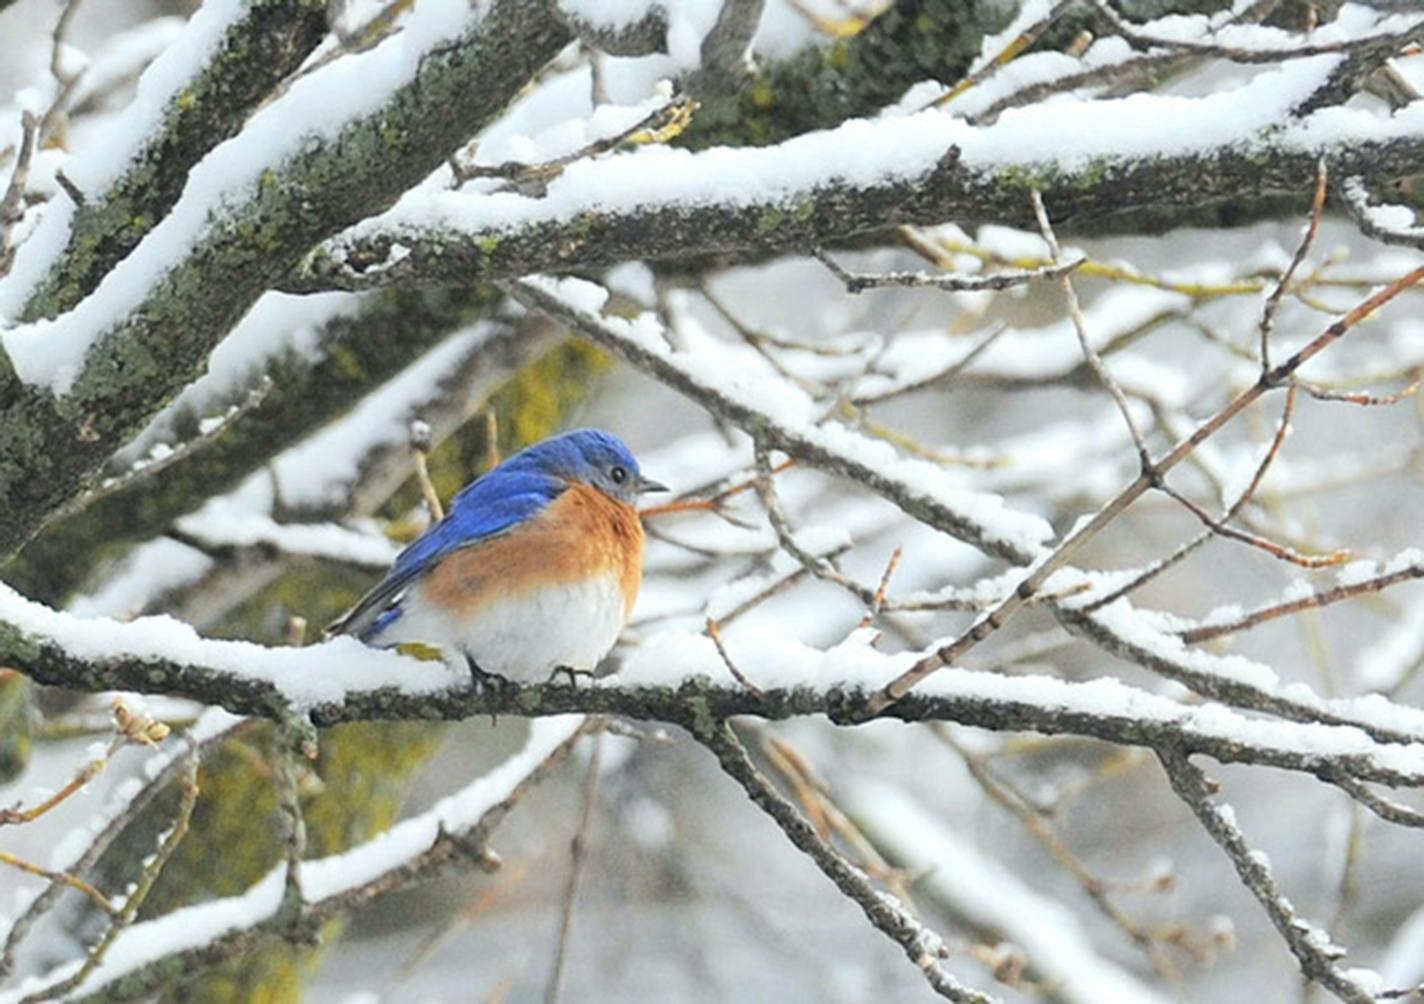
(289, 84, 1424, 294)
(0, 718, 585, 1004)
(6, 583, 1424, 793)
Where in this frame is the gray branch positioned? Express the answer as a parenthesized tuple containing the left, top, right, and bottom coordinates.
(285, 129, 1424, 296)
(0, 0, 573, 562)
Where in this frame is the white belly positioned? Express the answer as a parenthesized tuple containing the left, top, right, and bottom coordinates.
(388, 572, 629, 682)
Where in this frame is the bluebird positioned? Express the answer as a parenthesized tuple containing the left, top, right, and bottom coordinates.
(328, 428, 665, 682)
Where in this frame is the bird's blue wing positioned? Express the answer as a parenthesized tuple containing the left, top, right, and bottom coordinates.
(328, 468, 564, 642)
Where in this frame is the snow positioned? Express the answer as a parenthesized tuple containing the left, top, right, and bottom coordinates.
(66, 537, 213, 620)
(171, 512, 401, 569)
(301, 717, 582, 899)
(316, 49, 1393, 276)
(0, 582, 461, 711)
(119, 291, 366, 463)
(619, 626, 1424, 778)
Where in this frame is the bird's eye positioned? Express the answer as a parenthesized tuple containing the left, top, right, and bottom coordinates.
(609, 465, 628, 485)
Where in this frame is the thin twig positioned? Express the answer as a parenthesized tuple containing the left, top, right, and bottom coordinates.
(935, 728, 1179, 969)
(706, 617, 765, 694)
(1260, 161, 1328, 371)
(410, 418, 444, 522)
(22, 751, 201, 1003)
(545, 729, 602, 1004)
(1031, 188, 1151, 466)
(868, 261, 1424, 714)
(859, 546, 904, 628)
(0, 851, 119, 918)
(929, 0, 1081, 108)
(1181, 559, 1424, 644)
(1156, 479, 1347, 569)
(814, 247, 1084, 294)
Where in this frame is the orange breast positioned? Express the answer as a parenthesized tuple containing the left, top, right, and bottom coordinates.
(421, 481, 645, 618)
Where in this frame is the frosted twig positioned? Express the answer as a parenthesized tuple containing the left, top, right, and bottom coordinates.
(1342, 175, 1424, 251)
(929, 0, 1081, 109)
(1091, 0, 1424, 64)
(696, 721, 996, 1004)
(1324, 771, 1424, 829)
(814, 247, 1084, 293)
(451, 96, 696, 193)
(1155, 747, 1373, 1004)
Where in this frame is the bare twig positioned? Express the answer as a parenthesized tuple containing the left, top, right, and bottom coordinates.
(410, 418, 444, 522)
(706, 617, 765, 694)
(22, 751, 201, 1003)
(545, 730, 602, 1004)
(1031, 188, 1151, 466)
(1181, 558, 1424, 644)
(0, 851, 118, 918)
(935, 726, 1179, 978)
(1260, 161, 1328, 370)
(858, 546, 904, 628)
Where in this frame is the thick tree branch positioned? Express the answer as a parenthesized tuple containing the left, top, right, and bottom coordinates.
(11, 0, 330, 322)
(286, 104, 1424, 294)
(0, 0, 571, 561)
(5, 592, 1424, 790)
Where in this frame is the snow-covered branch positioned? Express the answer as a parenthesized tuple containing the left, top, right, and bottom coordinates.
(288, 96, 1424, 295)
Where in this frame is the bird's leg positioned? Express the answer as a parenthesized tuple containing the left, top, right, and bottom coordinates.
(465, 653, 500, 691)
(550, 665, 594, 687)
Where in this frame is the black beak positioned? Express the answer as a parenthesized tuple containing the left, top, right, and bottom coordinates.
(636, 475, 668, 494)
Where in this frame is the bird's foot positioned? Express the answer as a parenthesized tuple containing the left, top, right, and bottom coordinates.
(464, 654, 516, 694)
(549, 665, 594, 687)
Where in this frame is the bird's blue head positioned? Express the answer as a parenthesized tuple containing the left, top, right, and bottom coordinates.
(509, 428, 666, 504)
